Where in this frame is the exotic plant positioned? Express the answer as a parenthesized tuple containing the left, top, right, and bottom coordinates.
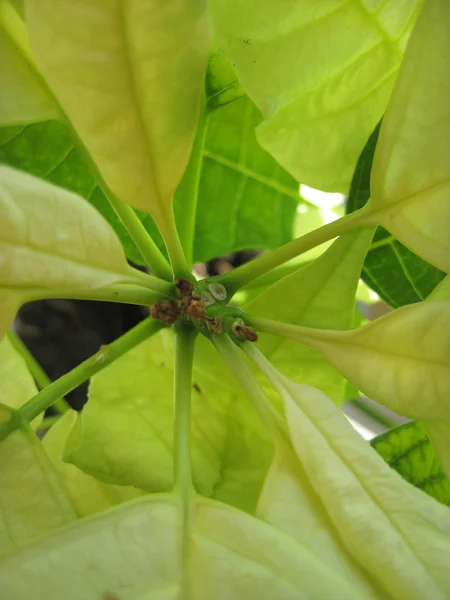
(0, 0, 449, 598)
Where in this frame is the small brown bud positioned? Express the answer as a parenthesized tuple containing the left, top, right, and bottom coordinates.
(231, 321, 258, 342)
(205, 316, 224, 334)
(184, 295, 206, 320)
(150, 299, 180, 324)
(175, 278, 195, 298)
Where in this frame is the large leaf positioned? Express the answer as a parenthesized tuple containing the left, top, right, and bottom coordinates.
(66, 330, 273, 514)
(245, 229, 374, 402)
(0, 335, 37, 411)
(248, 351, 450, 600)
(257, 442, 379, 598)
(255, 301, 450, 423)
(0, 404, 75, 557)
(42, 410, 146, 517)
(0, 1, 57, 124)
(194, 96, 299, 262)
(347, 122, 444, 307)
(280, 380, 450, 600)
(0, 120, 162, 267)
(371, 421, 450, 506)
(0, 97, 299, 265)
(369, 0, 450, 274)
(210, 0, 423, 193)
(0, 492, 365, 599)
(26, 0, 210, 223)
(0, 167, 144, 290)
(0, 167, 151, 338)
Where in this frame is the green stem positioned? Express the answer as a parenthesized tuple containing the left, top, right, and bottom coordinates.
(213, 335, 287, 439)
(157, 210, 192, 280)
(7, 331, 70, 415)
(173, 323, 196, 493)
(27, 283, 164, 306)
(173, 323, 197, 600)
(107, 196, 173, 280)
(215, 206, 372, 297)
(175, 109, 208, 265)
(247, 315, 341, 346)
(0, 318, 164, 440)
(36, 415, 61, 434)
(127, 269, 175, 296)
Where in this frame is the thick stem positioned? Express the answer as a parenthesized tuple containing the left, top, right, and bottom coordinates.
(7, 331, 70, 415)
(173, 323, 197, 600)
(0, 318, 164, 440)
(27, 283, 163, 306)
(107, 196, 173, 280)
(175, 109, 208, 265)
(157, 209, 192, 280)
(173, 324, 197, 493)
(213, 335, 287, 440)
(215, 206, 372, 297)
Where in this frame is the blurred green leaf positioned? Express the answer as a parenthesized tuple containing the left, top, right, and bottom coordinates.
(194, 96, 299, 262)
(371, 421, 450, 506)
(205, 51, 245, 112)
(347, 123, 444, 307)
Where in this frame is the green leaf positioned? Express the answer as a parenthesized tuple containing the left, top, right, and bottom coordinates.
(371, 421, 450, 506)
(0, 120, 164, 267)
(42, 410, 146, 517)
(0, 166, 145, 295)
(0, 1, 57, 125)
(269, 301, 450, 423)
(0, 404, 75, 557)
(194, 96, 299, 262)
(245, 229, 374, 402)
(205, 50, 245, 112)
(0, 335, 41, 426)
(370, 0, 450, 274)
(0, 97, 299, 266)
(347, 122, 444, 307)
(210, 0, 423, 192)
(251, 355, 450, 600)
(66, 330, 273, 514)
(0, 493, 366, 600)
(26, 0, 210, 223)
(257, 443, 379, 598)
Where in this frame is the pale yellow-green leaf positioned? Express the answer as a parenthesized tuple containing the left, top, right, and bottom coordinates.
(0, 492, 367, 599)
(257, 443, 380, 598)
(253, 356, 450, 600)
(0, 166, 142, 294)
(283, 381, 450, 599)
(370, 0, 450, 273)
(308, 301, 450, 422)
(258, 300, 450, 424)
(0, 404, 75, 557)
(0, 292, 20, 342)
(210, 0, 422, 192)
(0, 335, 41, 426)
(26, 0, 210, 221)
(66, 330, 273, 513)
(0, 0, 58, 125)
(42, 410, 146, 517)
(245, 229, 374, 402)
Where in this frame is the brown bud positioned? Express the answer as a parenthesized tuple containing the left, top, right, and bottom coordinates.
(184, 295, 206, 320)
(205, 316, 224, 334)
(175, 278, 195, 298)
(150, 299, 180, 324)
(231, 321, 258, 342)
